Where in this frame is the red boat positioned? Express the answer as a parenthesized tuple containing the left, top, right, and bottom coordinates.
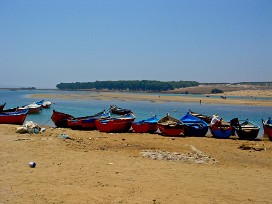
(0, 109, 29, 125)
(67, 111, 110, 130)
(51, 110, 74, 128)
(0, 102, 6, 111)
(95, 113, 136, 133)
(158, 114, 185, 136)
(262, 117, 272, 141)
(131, 116, 159, 133)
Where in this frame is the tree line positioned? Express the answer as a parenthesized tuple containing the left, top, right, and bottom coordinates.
(56, 80, 199, 92)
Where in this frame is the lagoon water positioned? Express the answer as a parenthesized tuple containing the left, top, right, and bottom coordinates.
(1, 89, 271, 137)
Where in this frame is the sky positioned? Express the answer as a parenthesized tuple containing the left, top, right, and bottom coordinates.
(0, 0, 271, 88)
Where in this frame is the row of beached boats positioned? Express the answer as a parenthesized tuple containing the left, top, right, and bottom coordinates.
(1, 101, 272, 141)
(50, 105, 272, 141)
(0, 100, 52, 125)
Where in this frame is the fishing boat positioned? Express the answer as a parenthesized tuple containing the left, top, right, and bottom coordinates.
(0, 102, 6, 111)
(180, 112, 208, 136)
(1, 106, 29, 113)
(0, 109, 29, 125)
(36, 100, 52, 108)
(158, 114, 185, 136)
(41, 101, 52, 108)
(189, 109, 212, 123)
(51, 110, 74, 128)
(209, 117, 233, 139)
(233, 119, 260, 140)
(95, 113, 136, 133)
(67, 110, 110, 130)
(262, 117, 272, 141)
(131, 115, 159, 133)
(22, 103, 41, 114)
(110, 105, 132, 115)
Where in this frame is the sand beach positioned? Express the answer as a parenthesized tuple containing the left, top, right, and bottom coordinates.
(1, 124, 272, 203)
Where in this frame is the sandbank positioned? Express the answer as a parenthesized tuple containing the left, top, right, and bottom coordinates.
(31, 91, 272, 107)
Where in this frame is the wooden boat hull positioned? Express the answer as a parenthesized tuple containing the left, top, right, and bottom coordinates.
(132, 122, 158, 133)
(68, 118, 97, 130)
(234, 120, 260, 140)
(95, 119, 134, 133)
(51, 110, 74, 128)
(181, 113, 208, 136)
(27, 106, 41, 114)
(95, 114, 135, 133)
(263, 118, 272, 141)
(158, 114, 185, 136)
(184, 125, 208, 136)
(158, 124, 184, 136)
(67, 112, 110, 130)
(209, 126, 233, 139)
(0, 110, 28, 125)
(132, 116, 158, 133)
(235, 128, 259, 140)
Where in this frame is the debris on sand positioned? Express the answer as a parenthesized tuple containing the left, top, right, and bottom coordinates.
(140, 145, 219, 164)
(238, 144, 266, 151)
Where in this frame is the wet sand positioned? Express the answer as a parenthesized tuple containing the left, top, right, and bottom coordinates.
(31, 90, 272, 107)
(1, 124, 272, 203)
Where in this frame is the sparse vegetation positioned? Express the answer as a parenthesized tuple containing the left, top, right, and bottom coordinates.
(211, 88, 223, 94)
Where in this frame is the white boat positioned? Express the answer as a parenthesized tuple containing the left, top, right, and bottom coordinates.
(42, 101, 52, 108)
(23, 103, 41, 114)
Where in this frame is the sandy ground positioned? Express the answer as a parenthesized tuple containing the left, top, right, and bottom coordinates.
(1, 124, 272, 204)
(31, 90, 272, 107)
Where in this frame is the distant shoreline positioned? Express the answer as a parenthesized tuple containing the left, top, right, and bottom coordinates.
(2, 86, 272, 107)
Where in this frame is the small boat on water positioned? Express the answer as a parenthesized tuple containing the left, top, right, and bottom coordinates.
(209, 115, 233, 139)
(95, 113, 136, 133)
(0, 109, 29, 125)
(67, 110, 110, 130)
(131, 115, 159, 133)
(51, 110, 74, 128)
(0, 102, 6, 111)
(36, 100, 52, 109)
(180, 112, 208, 136)
(231, 119, 260, 140)
(189, 109, 212, 123)
(110, 105, 132, 115)
(158, 114, 185, 136)
(22, 103, 41, 114)
(262, 117, 272, 141)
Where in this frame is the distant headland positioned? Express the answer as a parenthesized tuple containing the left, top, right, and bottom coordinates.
(55, 80, 272, 95)
(1, 80, 271, 95)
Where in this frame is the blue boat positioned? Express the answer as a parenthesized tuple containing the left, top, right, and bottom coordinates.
(209, 119, 233, 139)
(180, 112, 208, 136)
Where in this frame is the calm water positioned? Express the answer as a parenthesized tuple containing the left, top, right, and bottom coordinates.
(1, 89, 271, 137)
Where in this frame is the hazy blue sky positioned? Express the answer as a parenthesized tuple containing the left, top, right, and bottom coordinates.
(1, 0, 271, 88)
